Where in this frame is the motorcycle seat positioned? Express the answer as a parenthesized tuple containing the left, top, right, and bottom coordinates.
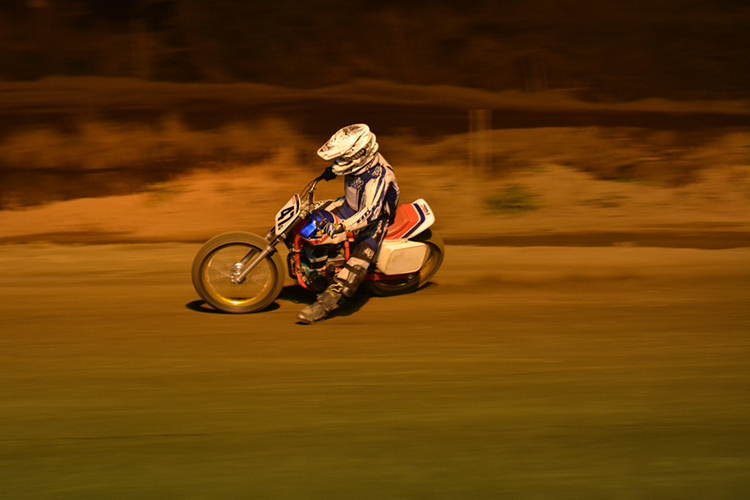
(385, 203, 422, 240)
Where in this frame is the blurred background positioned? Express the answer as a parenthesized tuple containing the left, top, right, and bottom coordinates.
(1, 0, 749, 241)
(2, 0, 750, 98)
(0, 0, 749, 241)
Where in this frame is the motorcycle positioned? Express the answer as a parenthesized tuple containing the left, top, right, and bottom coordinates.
(191, 172, 445, 314)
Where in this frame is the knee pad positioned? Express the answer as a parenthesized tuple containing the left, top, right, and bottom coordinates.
(335, 257, 369, 297)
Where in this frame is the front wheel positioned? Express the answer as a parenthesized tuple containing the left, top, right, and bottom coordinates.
(192, 232, 285, 313)
(365, 229, 445, 297)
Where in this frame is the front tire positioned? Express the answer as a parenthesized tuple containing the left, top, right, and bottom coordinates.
(365, 229, 445, 297)
(192, 232, 285, 313)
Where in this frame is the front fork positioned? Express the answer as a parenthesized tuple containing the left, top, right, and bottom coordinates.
(230, 244, 275, 284)
(229, 215, 304, 285)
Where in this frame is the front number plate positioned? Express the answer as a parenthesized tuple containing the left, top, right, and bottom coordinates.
(275, 194, 300, 235)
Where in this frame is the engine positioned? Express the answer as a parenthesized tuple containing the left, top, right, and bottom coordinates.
(288, 209, 351, 292)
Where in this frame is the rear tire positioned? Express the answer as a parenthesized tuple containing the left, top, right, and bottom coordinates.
(192, 232, 285, 313)
(365, 229, 445, 297)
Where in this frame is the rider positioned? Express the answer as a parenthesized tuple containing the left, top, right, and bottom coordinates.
(297, 123, 400, 324)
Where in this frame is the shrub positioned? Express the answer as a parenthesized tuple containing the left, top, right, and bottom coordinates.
(485, 184, 540, 214)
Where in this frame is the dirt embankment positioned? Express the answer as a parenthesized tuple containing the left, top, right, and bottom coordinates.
(1, 78, 749, 247)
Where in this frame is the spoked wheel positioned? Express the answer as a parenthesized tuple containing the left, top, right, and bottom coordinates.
(191, 232, 285, 313)
(365, 229, 445, 297)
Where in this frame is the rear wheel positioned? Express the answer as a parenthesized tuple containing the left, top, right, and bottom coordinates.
(365, 229, 445, 297)
(192, 232, 285, 313)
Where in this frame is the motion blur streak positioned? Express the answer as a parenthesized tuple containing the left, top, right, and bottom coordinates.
(0, 244, 748, 499)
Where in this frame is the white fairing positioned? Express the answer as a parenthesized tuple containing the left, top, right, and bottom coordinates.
(375, 240, 428, 275)
(409, 199, 435, 237)
(275, 194, 300, 235)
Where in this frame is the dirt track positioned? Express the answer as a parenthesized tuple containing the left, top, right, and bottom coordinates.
(1, 243, 748, 499)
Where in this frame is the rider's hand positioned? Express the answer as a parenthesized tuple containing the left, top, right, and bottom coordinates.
(323, 221, 345, 237)
(321, 166, 337, 181)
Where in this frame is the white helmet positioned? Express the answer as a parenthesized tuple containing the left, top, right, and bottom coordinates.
(317, 123, 379, 176)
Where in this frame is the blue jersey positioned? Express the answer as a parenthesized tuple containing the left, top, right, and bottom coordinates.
(335, 153, 400, 232)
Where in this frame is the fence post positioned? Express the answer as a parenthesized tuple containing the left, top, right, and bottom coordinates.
(130, 18, 153, 80)
(469, 109, 492, 175)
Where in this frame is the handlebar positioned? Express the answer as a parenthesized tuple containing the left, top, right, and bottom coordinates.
(303, 167, 336, 207)
(306, 178, 320, 207)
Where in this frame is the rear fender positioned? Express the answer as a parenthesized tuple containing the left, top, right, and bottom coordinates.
(384, 199, 435, 241)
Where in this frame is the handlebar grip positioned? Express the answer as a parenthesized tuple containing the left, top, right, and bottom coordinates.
(320, 167, 337, 181)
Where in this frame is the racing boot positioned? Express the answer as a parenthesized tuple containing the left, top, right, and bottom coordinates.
(297, 282, 343, 324)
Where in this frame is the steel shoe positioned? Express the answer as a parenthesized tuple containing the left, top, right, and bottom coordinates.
(296, 283, 343, 324)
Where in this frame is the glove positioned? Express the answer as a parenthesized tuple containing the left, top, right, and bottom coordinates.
(320, 166, 337, 181)
(322, 221, 345, 237)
